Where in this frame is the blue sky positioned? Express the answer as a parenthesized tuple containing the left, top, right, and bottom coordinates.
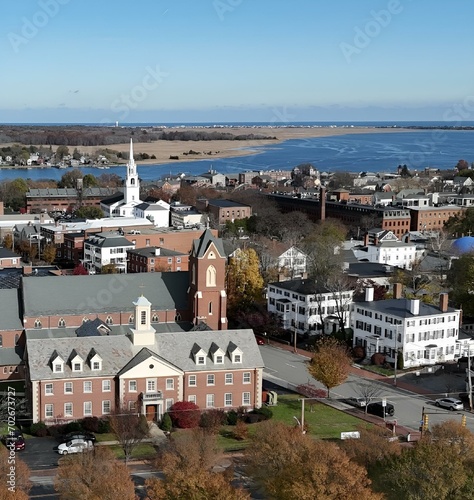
(1, 0, 474, 123)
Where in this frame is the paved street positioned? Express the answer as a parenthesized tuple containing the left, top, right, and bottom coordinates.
(260, 344, 474, 433)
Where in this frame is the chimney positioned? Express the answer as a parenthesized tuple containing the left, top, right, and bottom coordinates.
(319, 186, 326, 222)
(393, 283, 402, 299)
(155, 247, 161, 256)
(439, 293, 448, 313)
(363, 233, 369, 246)
(409, 299, 420, 316)
(365, 287, 374, 302)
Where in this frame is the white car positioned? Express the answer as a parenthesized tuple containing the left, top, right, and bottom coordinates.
(57, 438, 94, 455)
(435, 398, 464, 411)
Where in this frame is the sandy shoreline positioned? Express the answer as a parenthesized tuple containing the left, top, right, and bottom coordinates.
(4, 126, 412, 167)
(109, 126, 412, 166)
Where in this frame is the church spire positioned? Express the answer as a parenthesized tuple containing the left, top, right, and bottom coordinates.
(124, 137, 140, 204)
(128, 138, 136, 176)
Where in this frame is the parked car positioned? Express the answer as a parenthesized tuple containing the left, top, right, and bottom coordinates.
(59, 432, 96, 444)
(346, 397, 367, 408)
(2, 431, 25, 451)
(435, 398, 464, 411)
(366, 401, 395, 417)
(57, 438, 94, 455)
(255, 337, 265, 345)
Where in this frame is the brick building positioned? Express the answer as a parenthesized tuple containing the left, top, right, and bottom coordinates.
(409, 205, 465, 232)
(127, 246, 189, 273)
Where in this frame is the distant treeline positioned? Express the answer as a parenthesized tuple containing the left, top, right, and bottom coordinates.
(0, 126, 276, 147)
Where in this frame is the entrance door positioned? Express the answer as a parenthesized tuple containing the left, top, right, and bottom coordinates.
(146, 404, 157, 421)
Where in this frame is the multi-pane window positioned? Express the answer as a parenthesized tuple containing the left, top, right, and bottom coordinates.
(147, 379, 156, 392)
(83, 402, 92, 416)
(188, 395, 197, 404)
(243, 372, 251, 384)
(92, 361, 101, 370)
(188, 375, 197, 387)
(45, 383, 53, 395)
(83, 381, 92, 393)
(165, 399, 174, 410)
(64, 403, 73, 417)
(242, 392, 251, 406)
(102, 380, 111, 392)
(54, 363, 63, 373)
(215, 355, 223, 364)
(129, 380, 137, 392)
(166, 378, 174, 390)
(233, 354, 241, 363)
(206, 394, 215, 408)
(207, 374, 215, 386)
(225, 373, 233, 385)
(64, 382, 73, 394)
(224, 393, 233, 407)
(102, 400, 111, 414)
(45, 404, 54, 418)
(197, 356, 205, 365)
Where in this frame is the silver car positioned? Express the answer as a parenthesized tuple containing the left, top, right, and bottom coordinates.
(57, 438, 94, 455)
(435, 398, 464, 411)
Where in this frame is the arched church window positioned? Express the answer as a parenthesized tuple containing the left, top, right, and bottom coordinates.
(206, 265, 216, 287)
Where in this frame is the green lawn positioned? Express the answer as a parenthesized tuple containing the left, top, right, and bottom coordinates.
(108, 442, 157, 460)
(94, 432, 117, 443)
(270, 394, 364, 439)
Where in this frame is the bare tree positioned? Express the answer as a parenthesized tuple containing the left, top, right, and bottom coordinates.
(108, 407, 149, 464)
(353, 382, 384, 413)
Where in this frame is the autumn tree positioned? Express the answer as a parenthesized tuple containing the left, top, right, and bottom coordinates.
(168, 401, 200, 429)
(384, 421, 474, 500)
(302, 219, 347, 282)
(55, 145, 70, 160)
(75, 206, 104, 219)
(307, 338, 351, 397)
(3, 233, 13, 250)
(447, 254, 474, 316)
(58, 169, 82, 188)
(55, 447, 136, 500)
(73, 264, 89, 275)
(146, 429, 249, 500)
(226, 247, 264, 312)
(445, 207, 474, 237)
(341, 425, 401, 469)
(101, 263, 119, 274)
(82, 173, 98, 187)
(108, 407, 149, 464)
(0, 447, 31, 499)
(42, 243, 56, 264)
(245, 421, 382, 500)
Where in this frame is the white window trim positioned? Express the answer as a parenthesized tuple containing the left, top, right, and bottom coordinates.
(83, 401, 92, 416)
(64, 382, 73, 394)
(146, 378, 157, 393)
(207, 374, 215, 386)
(224, 393, 233, 407)
(166, 378, 174, 390)
(243, 372, 251, 384)
(83, 381, 92, 393)
(45, 383, 53, 395)
(102, 400, 111, 414)
(188, 375, 197, 387)
(45, 404, 54, 418)
(64, 402, 73, 417)
(102, 380, 111, 392)
(225, 373, 233, 385)
(129, 380, 137, 392)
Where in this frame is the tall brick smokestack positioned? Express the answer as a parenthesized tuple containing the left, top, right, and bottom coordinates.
(319, 186, 326, 221)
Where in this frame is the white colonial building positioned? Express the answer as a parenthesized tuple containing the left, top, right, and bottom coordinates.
(267, 279, 354, 336)
(353, 230, 417, 270)
(83, 231, 135, 274)
(134, 200, 170, 228)
(352, 285, 461, 369)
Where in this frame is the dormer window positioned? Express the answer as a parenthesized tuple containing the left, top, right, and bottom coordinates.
(89, 349, 102, 371)
(215, 355, 223, 364)
(50, 350, 64, 373)
(233, 354, 242, 363)
(73, 362, 82, 372)
(197, 355, 205, 365)
(227, 342, 243, 364)
(70, 350, 83, 372)
(54, 363, 63, 373)
(92, 361, 101, 370)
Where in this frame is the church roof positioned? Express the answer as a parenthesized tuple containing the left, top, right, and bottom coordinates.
(192, 229, 225, 258)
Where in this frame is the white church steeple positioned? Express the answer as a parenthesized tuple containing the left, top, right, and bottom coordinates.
(125, 138, 140, 204)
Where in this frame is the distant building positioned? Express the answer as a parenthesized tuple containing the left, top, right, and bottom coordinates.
(127, 246, 188, 273)
(82, 232, 135, 274)
(196, 199, 252, 226)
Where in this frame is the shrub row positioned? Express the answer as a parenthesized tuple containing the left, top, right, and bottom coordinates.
(27, 417, 111, 437)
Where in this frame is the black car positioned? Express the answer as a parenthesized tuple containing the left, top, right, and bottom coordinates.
(367, 401, 395, 417)
(59, 432, 96, 444)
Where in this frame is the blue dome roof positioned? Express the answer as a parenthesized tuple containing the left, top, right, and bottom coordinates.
(452, 236, 474, 254)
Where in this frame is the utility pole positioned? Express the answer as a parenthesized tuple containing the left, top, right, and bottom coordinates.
(468, 344, 473, 411)
(394, 324, 398, 386)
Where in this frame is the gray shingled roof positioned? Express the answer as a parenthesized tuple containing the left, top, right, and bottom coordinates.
(85, 233, 134, 248)
(0, 289, 23, 330)
(154, 329, 264, 373)
(357, 298, 457, 317)
(0, 347, 23, 366)
(26, 336, 135, 381)
(22, 272, 190, 317)
(268, 279, 332, 295)
(128, 247, 185, 258)
(192, 229, 225, 258)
